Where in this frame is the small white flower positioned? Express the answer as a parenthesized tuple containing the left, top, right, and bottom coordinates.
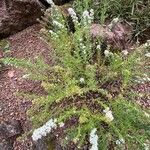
(144, 43, 149, 47)
(144, 143, 149, 150)
(89, 128, 98, 150)
(79, 38, 83, 42)
(103, 107, 109, 113)
(73, 138, 79, 144)
(79, 77, 85, 83)
(83, 49, 86, 54)
(122, 50, 128, 56)
(49, 30, 58, 38)
(22, 74, 30, 79)
(103, 107, 114, 122)
(80, 43, 86, 49)
(82, 10, 90, 17)
(104, 50, 110, 57)
(143, 77, 150, 82)
(53, 20, 64, 28)
(46, 0, 54, 5)
(59, 122, 65, 127)
(104, 50, 113, 57)
(144, 112, 150, 118)
(116, 138, 125, 145)
(144, 41, 150, 47)
(82, 45, 86, 49)
(112, 17, 119, 24)
(90, 9, 94, 17)
(145, 53, 150, 58)
(32, 118, 57, 141)
(97, 45, 101, 50)
(65, 137, 68, 140)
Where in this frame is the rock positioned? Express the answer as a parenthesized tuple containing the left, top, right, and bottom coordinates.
(90, 22, 133, 50)
(0, 140, 13, 150)
(0, 120, 23, 150)
(0, 0, 44, 38)
(32, 136, 57, 150)
(0, 120, 23, 140)
(33, 139, 48, 150)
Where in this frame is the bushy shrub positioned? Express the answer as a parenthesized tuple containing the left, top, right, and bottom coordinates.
(2, 1, 150, 149)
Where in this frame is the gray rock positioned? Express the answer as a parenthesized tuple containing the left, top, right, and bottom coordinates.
(0, 120, 23, 150)
(33, 139, 48, 150)
(0, 120, 23, 139)
(0, 140, 13, 150)
(32, 136, 57, 150)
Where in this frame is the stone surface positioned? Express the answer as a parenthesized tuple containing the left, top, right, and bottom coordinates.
(33, 139, 48, 150)
(0, 120, 23, 139)
(90, 23, 133, 50)
(0, 0, 44, 38)
(0, 140, 13, 150)
(0, 120, 23, 150)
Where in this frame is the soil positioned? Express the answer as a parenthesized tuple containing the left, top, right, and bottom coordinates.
(0, 24, 53, 149)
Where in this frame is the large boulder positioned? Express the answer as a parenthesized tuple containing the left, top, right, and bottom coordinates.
(0, 0, 44, 38)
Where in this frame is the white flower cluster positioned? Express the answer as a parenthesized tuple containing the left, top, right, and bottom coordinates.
(97, 45, 101, 50)
(104, 50, 113, 57)
(53, 20, 64, 29)
(80, 43, 86, 54)
(103, 107, 114, 122)
(145, 52, 150, 58)
(135, 74, 150, 83)
(144, 143, 149, 150)
(89, 128, 99, 150)
(68, 8, 79, 24)
(144, 40, 150, 47)
(116, 138, 125, 145)
(79, 77, 85, 83)
(82, 9, 94, 25)
(32, 118, 57, 141)
(122, 50, 128, 56)
(144, 112, 150, 118)
(68, 8, 94, 25)
(46, 0, 54, 6)
(49, 30, 58, 38)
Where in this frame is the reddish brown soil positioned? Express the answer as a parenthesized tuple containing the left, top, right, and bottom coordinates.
(0, 24, 53, 149)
